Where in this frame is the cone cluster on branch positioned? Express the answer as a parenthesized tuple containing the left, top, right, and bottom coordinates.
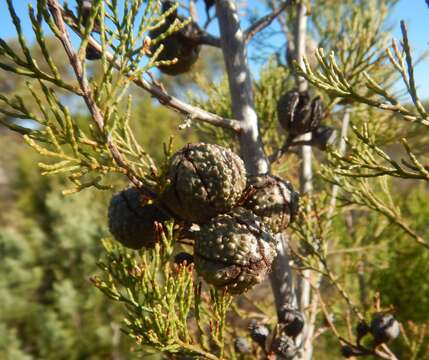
(247, 310, 305, 358)
(340, 314, 400, 358)
(369, 313, 400, 345)
(107, 142, 300, 295)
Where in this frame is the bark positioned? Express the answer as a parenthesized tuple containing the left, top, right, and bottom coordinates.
(294, 0, 312, 311)
(215, 0, 269, 175)
(292, 3, 313, 359)
(270, 233, 296, 314)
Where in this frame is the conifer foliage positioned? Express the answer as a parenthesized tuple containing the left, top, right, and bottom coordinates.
(1, 0, 429, 359)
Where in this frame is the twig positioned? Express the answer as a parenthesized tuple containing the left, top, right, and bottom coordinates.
(299, 108, 351, 360)
(327, 108, 351, 222)
(56, 3, 241, 132)
(270, 133, 337, 164)
(47, 0, 156, 198)
(203, 13, 215, 29)
(269, 134, 294, 163)
(244, 0, 293, 44)
(398, 21, 426, 118)
(196, 31, 221, 48)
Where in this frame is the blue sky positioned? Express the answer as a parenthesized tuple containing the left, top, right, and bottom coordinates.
(392, 1, 429, 98)
(0, 1, 428, 97)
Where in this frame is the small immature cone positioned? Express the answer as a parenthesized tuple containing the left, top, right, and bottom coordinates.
(174, 252, 194, 265)
(161, 143, 247, 223)
(249, 320, 270, 348)
(311, 125, 337, 150)
(369, 313, 400, 345)
(77, 0, 102, 60)
(278, 306, 305, 338)
(85, 45, 101, 60)
(356, 321, 370, 344)
(193, 207, 277, 294)
(234, 337, 252, 354)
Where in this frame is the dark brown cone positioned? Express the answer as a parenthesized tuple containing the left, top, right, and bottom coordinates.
(277, 90, 323, 137)
(160, 143, 247, 223)
(108, 188, 169, 249)
(243, 174, 299, 233)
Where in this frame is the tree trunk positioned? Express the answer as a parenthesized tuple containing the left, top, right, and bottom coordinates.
(215, 0, 295, 319)
(215, 0, 268, 175)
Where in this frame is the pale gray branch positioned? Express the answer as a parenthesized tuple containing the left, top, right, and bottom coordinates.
(215, 0, 269, 174)
(57, 4, 239, 132)
(215, 0, 297, 322)
(244, 0, 293, 44)
(300, 108, 350, 360)
(293, 3, 313, 360)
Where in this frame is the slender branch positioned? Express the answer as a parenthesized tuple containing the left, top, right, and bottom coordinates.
(295, 0, 312, 292)
(270, 234, 296, 313)
(189, 0, 198, 22)
(196, 31, 221, 48)
(357, 260, 370, 311)
(269, 134, 294, 163)
(255, 0, 302, 322)
(244, 0, 293, 44)
(132, 75, 241, 131)
(47, 0, 156, 198)
(293, 3, 314, 360)
(57, 3, 240, 132)
(327, 108, 351, 221)
(270, 133, 336, 164)
(300, 109, 351, 360)
(270, 0, 294, 53)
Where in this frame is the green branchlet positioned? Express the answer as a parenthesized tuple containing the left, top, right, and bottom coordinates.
(93, 221, 233, 359)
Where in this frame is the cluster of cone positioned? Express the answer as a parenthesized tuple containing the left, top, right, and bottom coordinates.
(234, 307, 305, 359)
(341, 313, 400, 358)
(108, 142, 299, 294)
(235, 311, 400, 358)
